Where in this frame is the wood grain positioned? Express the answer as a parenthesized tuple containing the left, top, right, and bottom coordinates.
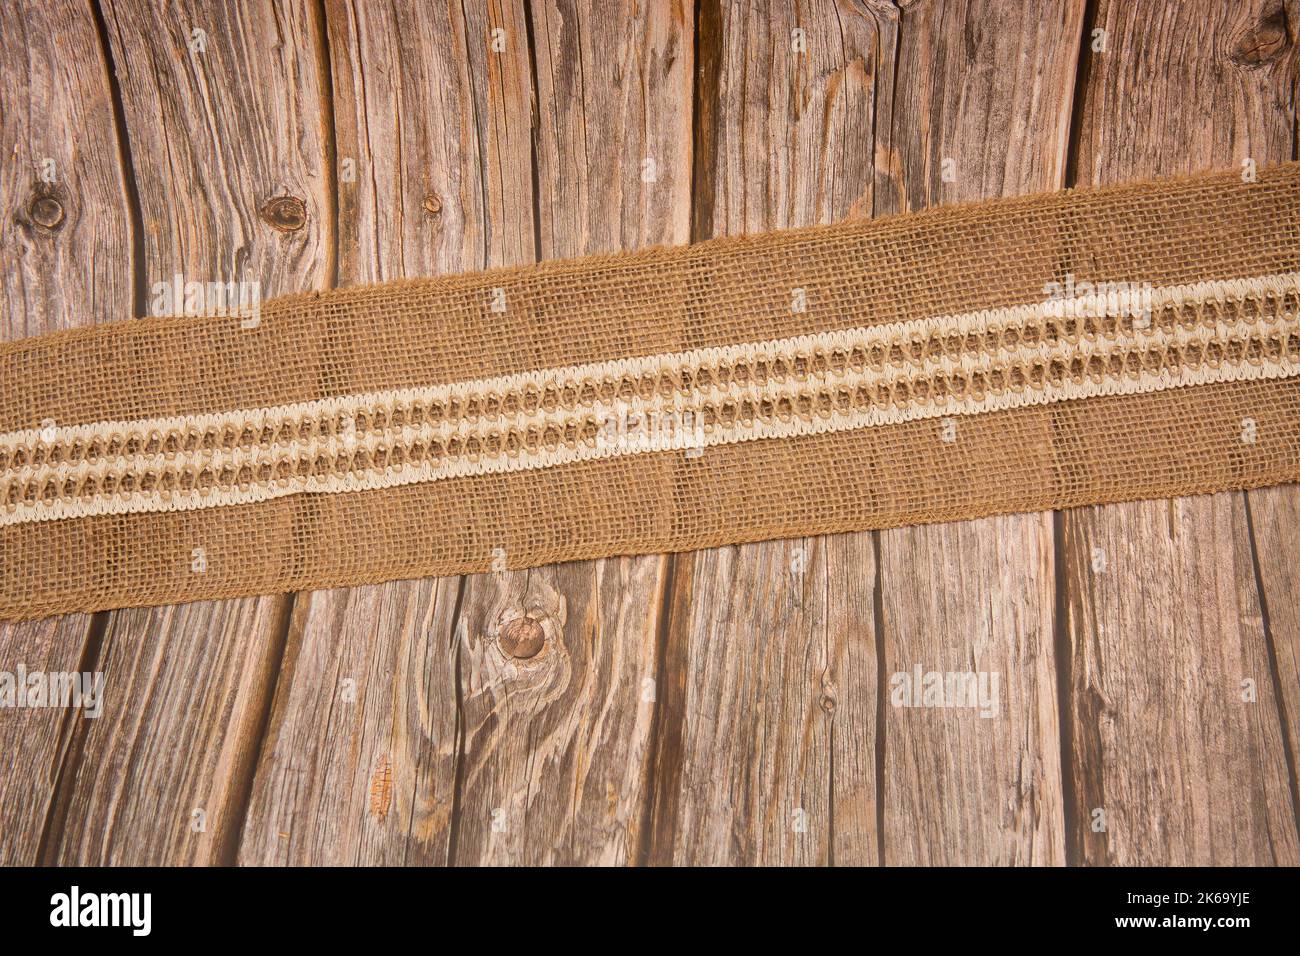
(652, 534, 877, 865)
(1236, 0, 1300, 844)
(45, 599, 292, 864)
(1063, 0, 1300, 865)
(0, 0, 132, 865)
(238, 578, 460, 865)
(880, 516, 1062, 864)
(448, 0, 693, 866)
(647, 0, 881, 866)
(532, 0, 693, 255)
(43, 0, 330, 864)
(874, 0, 1081, 866)
(238, 0, 534, 865)
(1064, 499, 1298, 864)
(0, 0, 133, 339)
(328, 0, 535, 284)
(452, 557, 668, 864)
(2, 0, 1299, 868)
(1247, 483, 1300, 833)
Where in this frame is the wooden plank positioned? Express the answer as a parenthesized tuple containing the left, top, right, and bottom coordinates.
(1062, 0, 1300, 865)
(0, 0, 133, 865)
(652, 534, 878, 865)
(1247, 484, 1300, 829)
(880, 517, 1061, 864)
(646, 0, 882, 866)
(43, 0, 330, 864)
(453, 558, 670, 864)
(237, 580, 460, 864)
(238, 0, 534, 865)
(447, 0, 693, 866)
(874, 0, 1080, 866)
(1238, 0, 1300, 843)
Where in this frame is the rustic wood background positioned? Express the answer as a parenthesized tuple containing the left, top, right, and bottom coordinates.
(1, 0, 1298, 866)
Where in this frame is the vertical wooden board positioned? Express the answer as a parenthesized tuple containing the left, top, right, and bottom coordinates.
(532, 0, 693, 253)
(0, 0, 132, 865)
(1065, 499, 1297, 864)
(1064, 0, 1300, 864)
(1247, 484, 1300, 826)
(702, 0, 877, 235)
(822, 534, 881, 864)
(871, 0, 1081, 212)
(453, 558, 667, 864)
(46, 0, 330, 864)
(657, 535, 877, 865)
(664, 540, 828, 865)
(237, 579, 461, 865)
(874, 0, 1081, 866)
(0, 616, 96, 865)
(238, 0, 534, 865)
(1235, 1, 1300, 833)
(880, 517, 1061, 864)
(449, 0, 693, 866)
(327, 0, 535, 284)
(1071, 0, 1295, 177)
(648, 0, 882, 866)
(43, 600, 294, 864)
(0, 0, 133, 338)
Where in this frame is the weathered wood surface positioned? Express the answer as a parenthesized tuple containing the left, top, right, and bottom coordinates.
(241, 0, 692, 865)
(1062, 0, 1299, 865)
(644, 0, 882, 866)
(649, 534, 879, 865)
(0, 0, 131, 865)
(39, 0, 331, 865)
(446, 0, 691, 866)
(873, 0, 1080, 866)
(237, 0, 533, 868)
(1234, 0, 1300, 859)
(1, 0, 1298, 866)
(1248, 483, 1300, 834)
(649, 0, 1079, 867)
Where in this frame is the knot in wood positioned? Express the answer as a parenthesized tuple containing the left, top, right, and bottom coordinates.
(29, 195, 65, 230)
(261, 195, 307, 232)
(499, 616, 545, 659)
(1230, 6, 1290, 68)
(422, 194, 442, 215)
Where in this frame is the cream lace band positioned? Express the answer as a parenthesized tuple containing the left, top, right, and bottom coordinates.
(4, 273, 1298, 528)
(3, 162, 1299, 620)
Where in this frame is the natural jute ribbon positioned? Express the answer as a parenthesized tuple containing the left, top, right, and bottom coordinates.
(3, 163, 1298, 620)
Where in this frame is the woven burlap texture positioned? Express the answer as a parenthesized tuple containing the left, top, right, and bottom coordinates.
(3, 162, 1298, 620)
